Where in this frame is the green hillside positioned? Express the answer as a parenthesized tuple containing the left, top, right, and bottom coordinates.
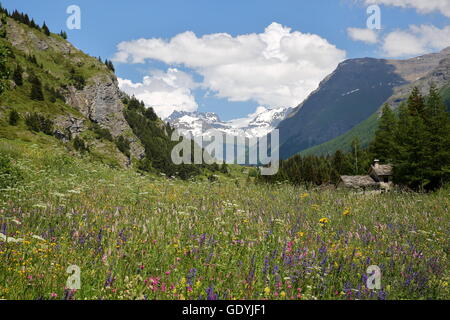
(0, 13, 133, 168)
(300, 113, 378, 156)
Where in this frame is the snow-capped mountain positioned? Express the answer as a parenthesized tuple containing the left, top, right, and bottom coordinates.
(166, 107, 292, 139)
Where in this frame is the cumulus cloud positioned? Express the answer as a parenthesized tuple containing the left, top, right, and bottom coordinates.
(364, 0, 450, 17)
(118, 68, 198, 119)
(382, 24, 450, 57)
(347, 27, 379, 43)
(114, 23, 346, 109)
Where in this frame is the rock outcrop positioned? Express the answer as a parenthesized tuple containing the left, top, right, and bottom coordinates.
(64, 75, 145, 159)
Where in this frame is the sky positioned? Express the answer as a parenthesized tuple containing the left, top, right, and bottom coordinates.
(3, 0, 449, 121)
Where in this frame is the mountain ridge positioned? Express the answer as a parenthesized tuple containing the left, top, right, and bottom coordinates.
(167, 107, 292, 139)
(277, 47, 450, 159)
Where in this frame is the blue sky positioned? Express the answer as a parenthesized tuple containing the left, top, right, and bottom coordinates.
(3, 0, 449, 120)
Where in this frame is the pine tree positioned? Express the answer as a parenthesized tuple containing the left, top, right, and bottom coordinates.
(220, 163, 229, 174)
(12, 65, 23, 86)
(407, 87, 426, 118)
(29, 73, 44, 101)
(8, 109, 20, 126)
(422, 85, 450, 189)
(105, 59, 115, 72)
(370, 104, 397, 162)
(42, 22, 50, 36)
(394, 96, 428, 190)
(59, 30, 68, 40)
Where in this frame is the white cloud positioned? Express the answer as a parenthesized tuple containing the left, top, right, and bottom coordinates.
(347, 27, 379, 44)
(382, 24, 450, 57)
(364, 0, 450, 17)
(114, 22, 346, 109)
(118, 68, 198, 119)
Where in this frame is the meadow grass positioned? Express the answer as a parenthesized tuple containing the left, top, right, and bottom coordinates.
(0, 139, 448, 300)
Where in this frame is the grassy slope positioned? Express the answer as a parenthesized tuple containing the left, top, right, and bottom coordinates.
(0, 18, 129, 168)
(300, 113, 378, 156)
(0, 138, 448, 300)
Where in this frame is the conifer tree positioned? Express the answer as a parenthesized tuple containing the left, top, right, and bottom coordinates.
(8, 109, 19, 126)
(29, 73, 44, 101)
(407, 87, 426, 118)
(394, 97, 428, 190)
(42, 22, 50, 36)
(422, 85, 450, 189)
(370, 104, 397, 162)
(12, 65, 23, 86)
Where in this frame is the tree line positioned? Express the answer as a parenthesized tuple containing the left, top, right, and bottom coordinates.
(0, 4, 67, 40)
(259, 86, 450, 191)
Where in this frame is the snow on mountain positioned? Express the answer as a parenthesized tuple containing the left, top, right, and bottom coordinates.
(166, 107, 292, 139)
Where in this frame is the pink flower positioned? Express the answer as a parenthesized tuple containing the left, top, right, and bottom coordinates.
(165, 271, 171, 276)
(50, 293, 58, 298)
(139, 265, 145, 270)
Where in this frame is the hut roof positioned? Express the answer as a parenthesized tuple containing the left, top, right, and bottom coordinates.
(340, 175, 379, 188)
(371, 164, 393, 176)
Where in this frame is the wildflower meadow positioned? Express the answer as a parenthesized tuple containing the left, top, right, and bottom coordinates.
(0, 141, 449, 300)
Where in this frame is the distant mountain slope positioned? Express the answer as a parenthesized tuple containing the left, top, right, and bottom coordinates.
(278, 48, 450, 159)
(301, 76, 450, 157)
(277, 58, 406, 159)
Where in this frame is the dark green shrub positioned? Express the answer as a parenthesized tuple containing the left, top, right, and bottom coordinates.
(28, 72, 44, 101)
(8, 109, 20, 126)
(115, 136, 131, 158)
(137, 158, 153, 172)
(73, 136, 89, 153)
(25, 113, 53, 135)
(91, 123, 113, 141)
(12, 65, 23, 86)
(69, 67, 85, 90)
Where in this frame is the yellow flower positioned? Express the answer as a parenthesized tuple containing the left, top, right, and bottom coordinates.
(280, 291, 286, 298)
(264, 287, 271, 296)
(296, 232, 305, 238)
(343, 208, 351, 216)
(319, 218, 330, 225)
(300, 193, 309, 199)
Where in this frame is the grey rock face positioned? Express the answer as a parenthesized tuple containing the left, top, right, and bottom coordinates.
(64, 75, 145, 159)
(54, 115, 86, 138)
(386, 48, 450, 107)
